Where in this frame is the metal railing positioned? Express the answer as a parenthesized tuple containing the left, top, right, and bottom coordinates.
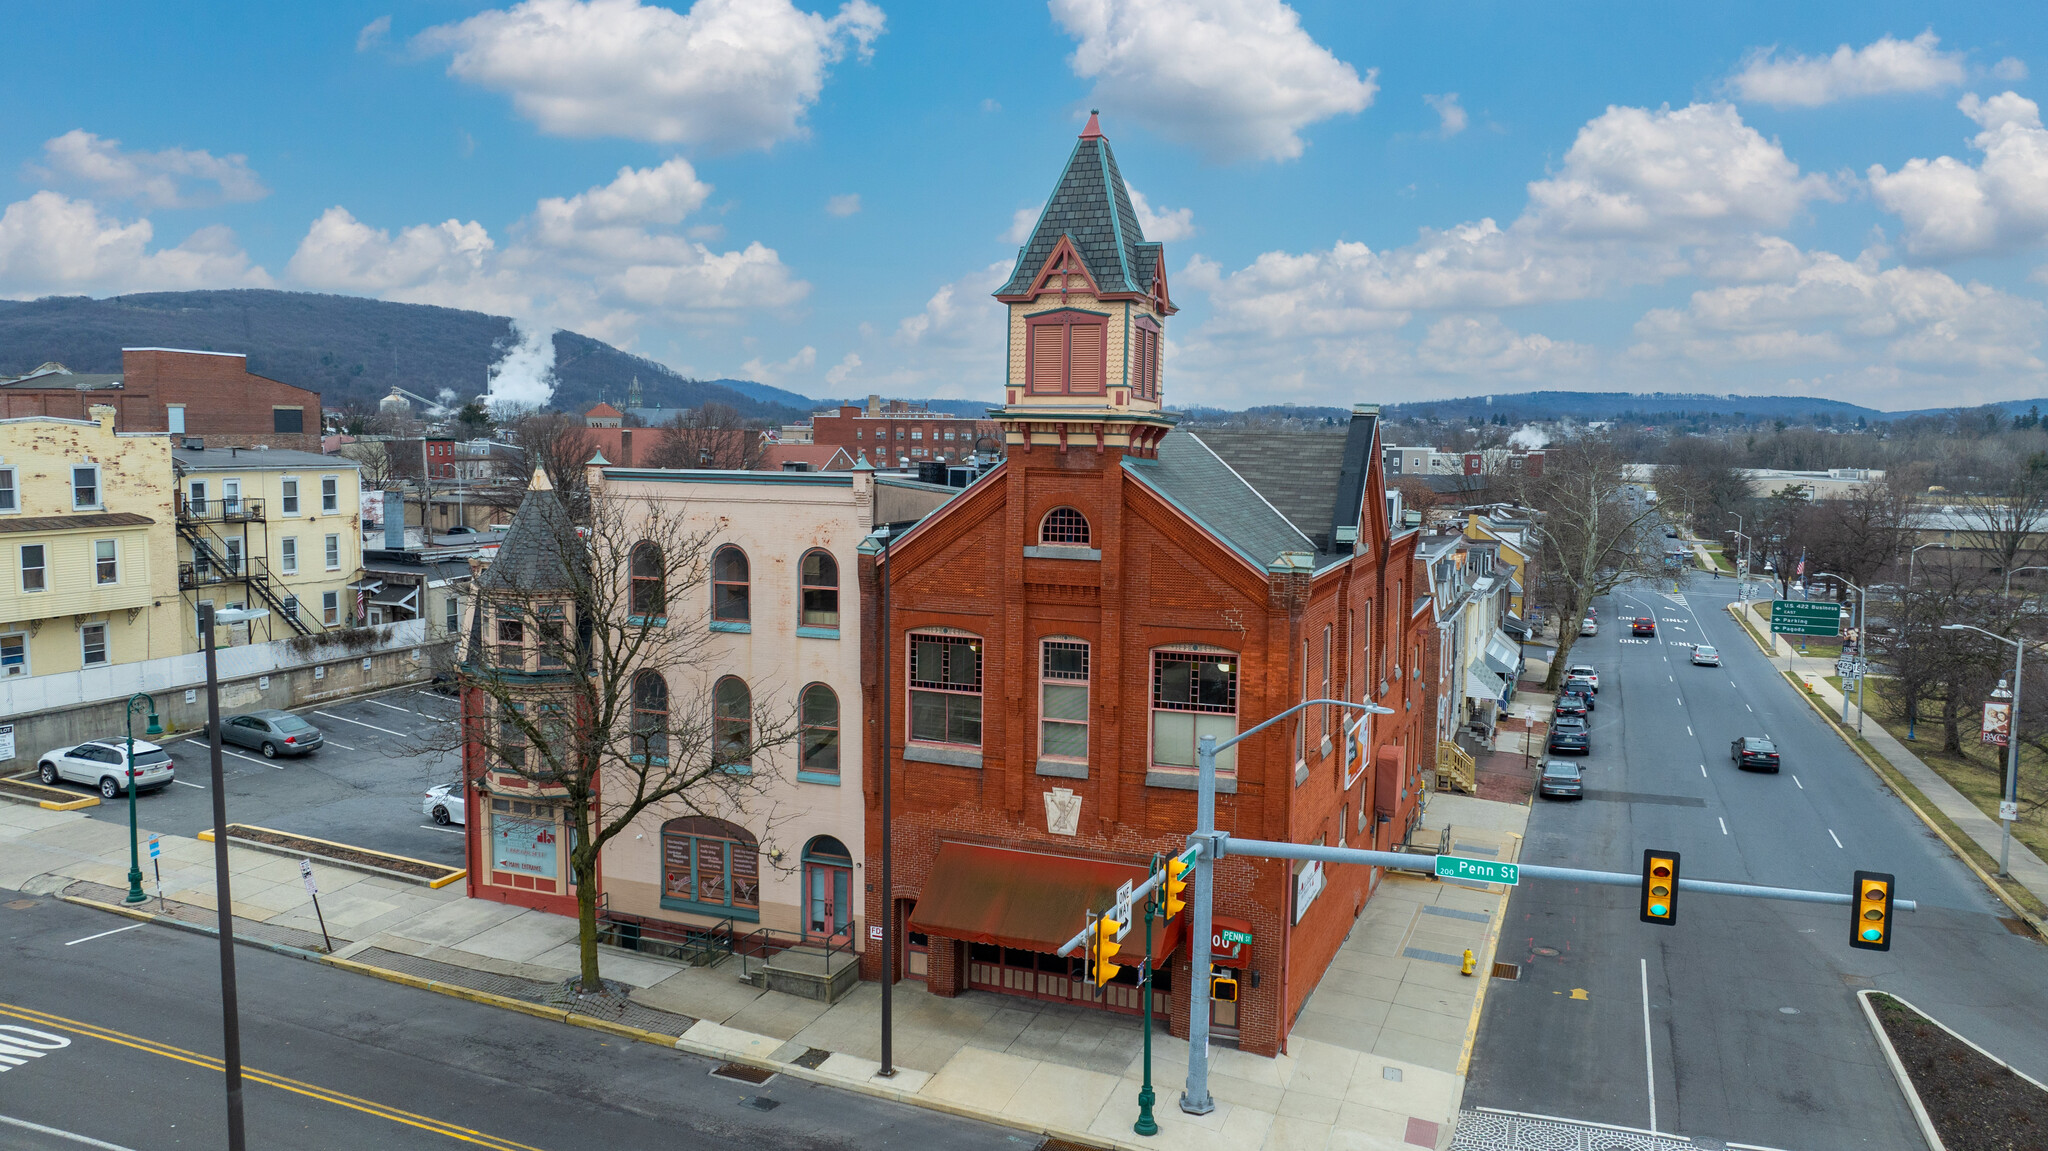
(179, 496, 267, 522)
(595, 907, 735, 967)
(734, 924, 857, 984)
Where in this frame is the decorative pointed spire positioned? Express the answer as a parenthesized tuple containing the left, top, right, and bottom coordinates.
(530, 466, 553, 491)
(1080, 109, 1102, 139)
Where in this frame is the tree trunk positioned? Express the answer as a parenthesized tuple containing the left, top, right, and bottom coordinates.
(1942, 693, 1963, 755)
(574, 850, 601, 992)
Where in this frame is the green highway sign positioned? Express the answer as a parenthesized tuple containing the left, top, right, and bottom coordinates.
(1770, 600, 1842, 637)
(1434, 855, 1521, 886)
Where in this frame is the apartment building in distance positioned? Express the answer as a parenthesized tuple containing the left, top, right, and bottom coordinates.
(173, 445, 366, 641)
(0, 408, 181, 678)
(808, 396, 997, 466)
(0, 348, 323, 452)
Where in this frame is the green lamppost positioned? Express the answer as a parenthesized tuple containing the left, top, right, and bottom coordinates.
(123, 692, 163, 904)
(1134, 853, 1161, 1138)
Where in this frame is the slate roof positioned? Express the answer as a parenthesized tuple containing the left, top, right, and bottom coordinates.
(1123, 433, 1316, 570)
(1190, 414, 1379, 557)
(476, 481, 583, 593)
(996, 125, 1160, 299)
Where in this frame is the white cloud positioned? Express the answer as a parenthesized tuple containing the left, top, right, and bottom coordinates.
(1869, 91, 2048, 259)
(869, 261, 1011, 396)
(1415, 314, 1594, 377)
(1050, 0, 1375, 163)
(826, 193, 862, 217)
(0, 191, 271, 297)
(1002, 206, 1040, 245)
(32, 130, 268, 209)
(1729, 30, 1965, 107)
(1994, 57, 2029, 83)
(740, 345, 816, 385)
(288, 158, 805, 343)
(420, 0, 884, 149)
(1423, 92, 1466, 138)
(1128, 187, 1193, 241)
(357, 15, 392, 51)
(824, 351, 861, 386)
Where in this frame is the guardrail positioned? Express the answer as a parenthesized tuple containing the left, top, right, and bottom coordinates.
(596, 908, 734, 967)
(734, 925, 856, 983)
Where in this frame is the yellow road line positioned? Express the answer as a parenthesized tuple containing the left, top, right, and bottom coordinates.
(0, 1001, 547, 1151)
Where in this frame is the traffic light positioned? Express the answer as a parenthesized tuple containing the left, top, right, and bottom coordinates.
(1640, 850, 1680, 925)
(1089, 917, 1125, 986)
(1163, 857, 1189, 920)
(1210, 966, 1239, 1002)
(1851, 871, 1894, 951)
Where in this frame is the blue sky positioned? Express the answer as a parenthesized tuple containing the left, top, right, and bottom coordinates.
(4, 1, 2047, 411)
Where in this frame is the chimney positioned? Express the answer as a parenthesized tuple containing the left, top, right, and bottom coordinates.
(89, 404, 117, 432)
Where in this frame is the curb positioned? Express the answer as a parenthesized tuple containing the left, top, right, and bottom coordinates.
(0, 775, 102, 811)
(196, 825, 465, 889)
(1455, 832, 1519, 1081)
(1856, 990, 1946, 1151)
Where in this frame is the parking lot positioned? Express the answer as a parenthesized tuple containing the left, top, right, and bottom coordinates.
(24, 685, 467, 865)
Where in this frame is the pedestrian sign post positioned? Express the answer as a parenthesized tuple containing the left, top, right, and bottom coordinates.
(1771, 601, 1841, 638)
(301, 859, 334, 953)
(1434, 855, 1521, 886)
(147, 836, 164, 910)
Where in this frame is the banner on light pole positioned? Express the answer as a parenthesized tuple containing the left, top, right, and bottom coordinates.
(1982, 700, 2013, 747)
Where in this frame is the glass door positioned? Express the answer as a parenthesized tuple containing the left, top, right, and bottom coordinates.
(805, 863, 852, 943)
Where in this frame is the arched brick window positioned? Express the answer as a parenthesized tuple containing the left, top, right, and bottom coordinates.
(630, 541, 665, 617)
(1026, 311, 1107, 395)
(1040, 507, 1090, 545)
(632, 670, 668, 764)
(715, 676, 752, 770)
(800, 683, 839, 778)
(662, 816, 759, 917)
(712, 546, 749, 622)
(800, 550, 838, 628)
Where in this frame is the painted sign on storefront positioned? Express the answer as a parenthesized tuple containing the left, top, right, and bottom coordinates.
(1293, 859, 1326, 924)
(493, 816, 558, 879)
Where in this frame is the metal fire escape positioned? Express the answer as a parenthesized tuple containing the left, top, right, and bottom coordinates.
(175, 495, 315, 637)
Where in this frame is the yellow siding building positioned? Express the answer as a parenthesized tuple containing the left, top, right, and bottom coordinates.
(173, 445, 365, 643)
(0, 409, 182, 678)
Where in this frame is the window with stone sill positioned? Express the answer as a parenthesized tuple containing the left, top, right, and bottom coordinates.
(909, 632, 982, 748)
(1151, 649, 1238, 777)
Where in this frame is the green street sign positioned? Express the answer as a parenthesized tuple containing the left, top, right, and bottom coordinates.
(1435, 855, 1521, 886)
(1770, 600, 1842, 637)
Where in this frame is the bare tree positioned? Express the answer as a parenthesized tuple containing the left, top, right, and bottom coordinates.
(1803, 476, 1916, 595)
(647, 403, 768, 471)
(339, 440, 397, 490)
(489, 411, 595, 520)
(1517, 434, 1670, 689)
(1391, 478, 1446, 528)
(448, 475, 799, 991)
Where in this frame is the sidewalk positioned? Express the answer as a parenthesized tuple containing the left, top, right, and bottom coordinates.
(0, 789, 1529, 1151)
(1724, 599, 2048, 915)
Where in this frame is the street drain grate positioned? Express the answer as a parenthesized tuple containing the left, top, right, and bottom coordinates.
(1492, 962, 1520, 980)
(712, 1062, 776, 1085)
(789, 1047, 833, 1070)
(1999, 916, 2037, 938)
(1039, 1141, 1100, 1151)
(738, 1096, 780, 1112)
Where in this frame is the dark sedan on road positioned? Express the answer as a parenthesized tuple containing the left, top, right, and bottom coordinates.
(1631, 616, 1656, 636)
(1548, 716, 1590, 754)
(1732, 736, 1781, 772)
(1538, 758, 1585, 799)
(215, 710, 325, 758)
(1554, 692, 1588, 718)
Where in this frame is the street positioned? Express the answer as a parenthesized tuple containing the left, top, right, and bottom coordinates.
(52, 686, 467, 866)
(1464, 573, 2048, 1148)
(0, 891, 1028, 1151)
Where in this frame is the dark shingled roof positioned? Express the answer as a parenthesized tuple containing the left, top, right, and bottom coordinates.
(0, 511, 154, 535)
(997, 131, 1159, 299)
(1123, 433, 1315, 569)
(1189, 413, 1380, 558)
(477, 481, 582, 593)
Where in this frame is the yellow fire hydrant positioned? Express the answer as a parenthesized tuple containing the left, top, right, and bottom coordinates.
(1461, 949, 1476, 976)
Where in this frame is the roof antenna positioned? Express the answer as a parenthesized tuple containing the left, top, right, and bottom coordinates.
(1081, 109, 1102, 139)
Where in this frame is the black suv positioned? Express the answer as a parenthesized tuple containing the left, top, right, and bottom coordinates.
(1732, 736, 1781, 772)
(1549, 716, 1590, 754)
(1554, 692, 1589, 719)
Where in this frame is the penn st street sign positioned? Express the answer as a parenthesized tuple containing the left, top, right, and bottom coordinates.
(1770, 600, 1842, 638)
(1435, 855, 1521, 886)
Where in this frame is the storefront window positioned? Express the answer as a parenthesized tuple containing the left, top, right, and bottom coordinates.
(661, 816, 760, 920)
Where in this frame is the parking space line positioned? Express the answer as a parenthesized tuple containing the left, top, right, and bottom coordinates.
(0, 1112, 142, 1151)
(314, 711, 409, 738)
(419, 824, 464, 835)
(1699, 765, 1706, 777)
(64, 923, 145, 947)
(367, 700, 415, 714)
(325, 741, 357, 752)
(222, 748, 281, 769)
(173, 779, 205, 789)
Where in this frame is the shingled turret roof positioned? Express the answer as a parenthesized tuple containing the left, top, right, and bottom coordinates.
(996, 112, 1163, 300)
(477, 469, 584, 594)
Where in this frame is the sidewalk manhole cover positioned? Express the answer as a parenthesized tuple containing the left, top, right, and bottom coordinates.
(712, 1062, 776, 1085)
(738, 1096, 780, 1112)
(1492, 962, 1520, 980)
(1531, 946, 1560, 957)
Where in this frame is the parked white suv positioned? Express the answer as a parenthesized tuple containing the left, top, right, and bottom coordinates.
(38, 740, 176, 799)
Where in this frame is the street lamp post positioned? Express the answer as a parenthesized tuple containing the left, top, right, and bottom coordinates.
(1941, 622, 2024, 878)
(203, 603, 268, 1151)
(122, 693, 163, 904)
(2005, 565, 2048, 598)
(1908, 542, 1949, 589)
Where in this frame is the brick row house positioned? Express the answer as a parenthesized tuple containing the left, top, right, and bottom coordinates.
(859, 116, 1433, 1057)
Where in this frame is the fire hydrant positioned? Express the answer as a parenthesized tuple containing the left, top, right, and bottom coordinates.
(1461, 949, 1476, 976)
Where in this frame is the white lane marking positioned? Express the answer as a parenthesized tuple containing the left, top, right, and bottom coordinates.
(1686, 726, 1693, 737)
(0, 1112, 138, 1150)
(1700, 765, 1707, 777)
(173, 779, 205, 789)
(221, 748, 280, 770)
(64, 923, 145, 947)
(1793, 775, 1804, 790)
(419, 824, 465, 834)
(1719, 817, 1729, 835)
(314, 710, 408, 738)
(1641, 958, 1658, 1135)
(1669, 674, 1674, 682)
(324, 741, 357, 751)
(368, 700, 415, 713)
(1829, 829, 1844, 849)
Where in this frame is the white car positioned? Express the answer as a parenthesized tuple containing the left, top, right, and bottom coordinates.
(1580, 618, 1598, 637)
(1565, 664, 1598, 693)
(1692, 645, 1721, 666)
(423, 783, 466, 826)
(38, 739, 175, 799)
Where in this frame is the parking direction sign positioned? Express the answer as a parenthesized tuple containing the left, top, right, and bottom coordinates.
(1771, 600, 1842, 637)
(1434, 855, 1521, 886)
(147, 837, 160, 860)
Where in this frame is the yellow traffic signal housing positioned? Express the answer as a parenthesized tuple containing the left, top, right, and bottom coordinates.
(1851, 870, 1894, 951)
(1640, 850, 1680, 925)
(1091, 918, 1125, 986)
(1164, 857, 1189, 920)
(1210, 969, 1239, 1002)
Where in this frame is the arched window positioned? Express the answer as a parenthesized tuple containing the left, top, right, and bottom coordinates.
(803, 835, 852, 864)
(714, 676, 752, 770)
(662, 816, 759, 916)
(800, 683, 839, 779)
(631, 670, 668, 764)
(630, 541, 665, 617)
(800, 550, 839, 628)
(1040, 507, 1090, 546)
(712, 546, 749, 622)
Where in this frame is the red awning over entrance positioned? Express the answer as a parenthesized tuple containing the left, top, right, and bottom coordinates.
(908, 842, 1151, 954)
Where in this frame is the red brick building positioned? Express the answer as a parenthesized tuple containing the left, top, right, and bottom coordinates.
(859, 115, 1432, 1058)
(0, 348, 322, 451)
(810, 400, 995, 466)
